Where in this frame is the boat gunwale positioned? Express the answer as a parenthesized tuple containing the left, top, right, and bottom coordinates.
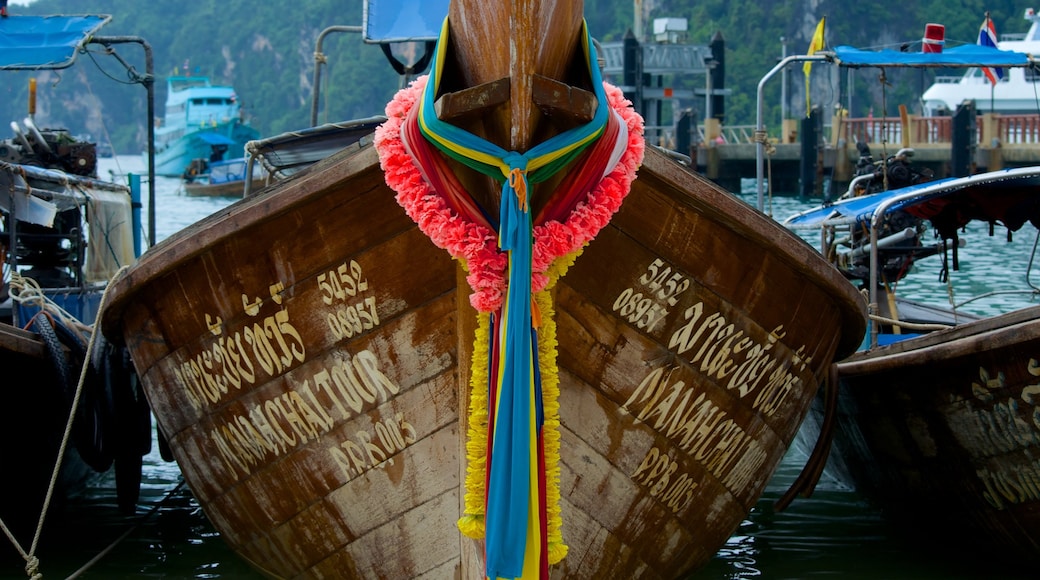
(100, 137, 379, 339)
(101, 139, 867, 358)
(639, 147, 868, 357)
(837, 303, 1040, 375)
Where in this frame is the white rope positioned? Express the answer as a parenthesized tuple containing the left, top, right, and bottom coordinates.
(868, 313, 954, 331)
(8, 272, 92, 345)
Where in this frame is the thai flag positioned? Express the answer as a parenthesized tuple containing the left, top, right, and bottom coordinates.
(978, 15, 1003, 85)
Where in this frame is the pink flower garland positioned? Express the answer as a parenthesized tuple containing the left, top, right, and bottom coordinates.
(375, 75, 645, 312)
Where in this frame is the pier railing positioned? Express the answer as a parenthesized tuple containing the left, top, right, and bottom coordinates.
(688, 114, 1040, 149)
(693, 112, 1040, 193)
(832, 114, 1040, 147)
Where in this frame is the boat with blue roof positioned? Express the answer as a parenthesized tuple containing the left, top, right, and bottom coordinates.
(150, 74, 259, 177)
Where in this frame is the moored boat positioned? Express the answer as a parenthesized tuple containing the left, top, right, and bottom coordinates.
(150, 75, 260, 177)
(922, 8, 1040, 116)
(181, 157, 264, 198)
(0, 12, 157, 574)
(784, 166, 1040, 561)
(99, 1, 867, 578)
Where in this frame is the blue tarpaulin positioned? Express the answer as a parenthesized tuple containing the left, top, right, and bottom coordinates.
(783, 167, 1040, 229)
(0, 15, 111, 70)
(831, 43, 1034, 68)
(362, 0, 449, 43)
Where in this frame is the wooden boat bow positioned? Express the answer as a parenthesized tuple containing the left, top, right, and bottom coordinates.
(431, 0, 596, 217)
(445, 0, 586, 149)
(96, 2, 869, 578)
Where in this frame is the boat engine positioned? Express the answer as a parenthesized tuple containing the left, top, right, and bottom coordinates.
(0, 122, 97, 177)
(853, 143, 934, 195)
(4, 206, 84, 289)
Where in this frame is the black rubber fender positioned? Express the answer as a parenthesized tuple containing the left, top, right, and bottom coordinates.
(31, 315, 72, 395)
(77, 333, 115, 473)
(157, 426, 175, 462)
(106, 342, 151, 513)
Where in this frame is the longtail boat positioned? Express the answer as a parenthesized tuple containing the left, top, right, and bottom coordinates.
(99, 1, 866, 577)
(785, 166, 1040, 562)
(1, 14, 154, 573)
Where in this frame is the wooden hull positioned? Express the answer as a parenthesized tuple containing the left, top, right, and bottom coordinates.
(183, 178, 246, 197)
(100, 132, 866, 577)
(0, 323, 95, 549)
(818, 305, 1040, 560)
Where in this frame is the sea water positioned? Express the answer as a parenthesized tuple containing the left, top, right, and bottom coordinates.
(2, 158, 1037, 579)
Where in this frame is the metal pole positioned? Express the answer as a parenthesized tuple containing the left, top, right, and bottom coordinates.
(847, 68, 853, 114)
(756, 54, 828, 211)
(93, 35, 156, 247)
(310, 25, 363, 127)
(780, 37, 787, 122)
(704, 61, 713, 120)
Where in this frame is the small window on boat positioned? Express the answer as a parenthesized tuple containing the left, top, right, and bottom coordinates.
(1026, 68, 1040, 83)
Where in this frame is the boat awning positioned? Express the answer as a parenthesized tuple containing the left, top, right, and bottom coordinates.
(783, 167, 1040, 236)
(194, 132, 237, 146)
(829, 43, 1034, 68)
(362, 0, 449, 43)
(246, 117, 387, 179)
(784, 179, 956, 228)
(0, 15, 111, 70)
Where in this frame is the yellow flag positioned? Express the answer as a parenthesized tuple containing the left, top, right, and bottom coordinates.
(804, 17, 825, 117)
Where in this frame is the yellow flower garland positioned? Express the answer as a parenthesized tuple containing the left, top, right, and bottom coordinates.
(457, 248, 584, 565)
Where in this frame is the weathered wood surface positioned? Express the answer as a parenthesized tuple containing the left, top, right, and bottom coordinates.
(183, 179, 245, 198)
(0, 322, 46, 359)
(821, 306, 1040, 561)
(98, 0, 868, 577)
(446, 0, 584, 152)
(100, 134, 865, 578)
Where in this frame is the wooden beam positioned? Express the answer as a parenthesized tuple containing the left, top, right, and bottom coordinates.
(532, 74, 597, 124)
(0, 323, 46, 360)
(434, 77, 511, 123)
(433, 74, 598, 127)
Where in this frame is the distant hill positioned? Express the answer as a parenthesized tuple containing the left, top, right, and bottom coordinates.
(0, 0, 1028, 154)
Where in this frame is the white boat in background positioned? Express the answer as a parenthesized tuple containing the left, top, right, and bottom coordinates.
(922, 7, 1040, 116)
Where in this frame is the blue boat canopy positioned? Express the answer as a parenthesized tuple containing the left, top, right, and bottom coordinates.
(362, 0, 449, 43)
(784, 167, 1040, 236)
(830, 43, 1034, 68)
(783, 178, 958, 227)
(0, 15, 111, 70)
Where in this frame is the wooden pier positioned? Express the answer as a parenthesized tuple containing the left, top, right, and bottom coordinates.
(692, 112, 1040, 195)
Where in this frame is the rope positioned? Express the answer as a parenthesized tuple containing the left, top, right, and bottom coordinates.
(753, 130, 776, 215)
(0, 265, 129, 579)
(868, 313, 953, 331)
(9, 272, 92, 343)
(753, 129, 776, 156)
(65, 479, 187, 579)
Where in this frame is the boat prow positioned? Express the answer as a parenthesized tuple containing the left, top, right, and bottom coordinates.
(99, 2, 867, 577)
